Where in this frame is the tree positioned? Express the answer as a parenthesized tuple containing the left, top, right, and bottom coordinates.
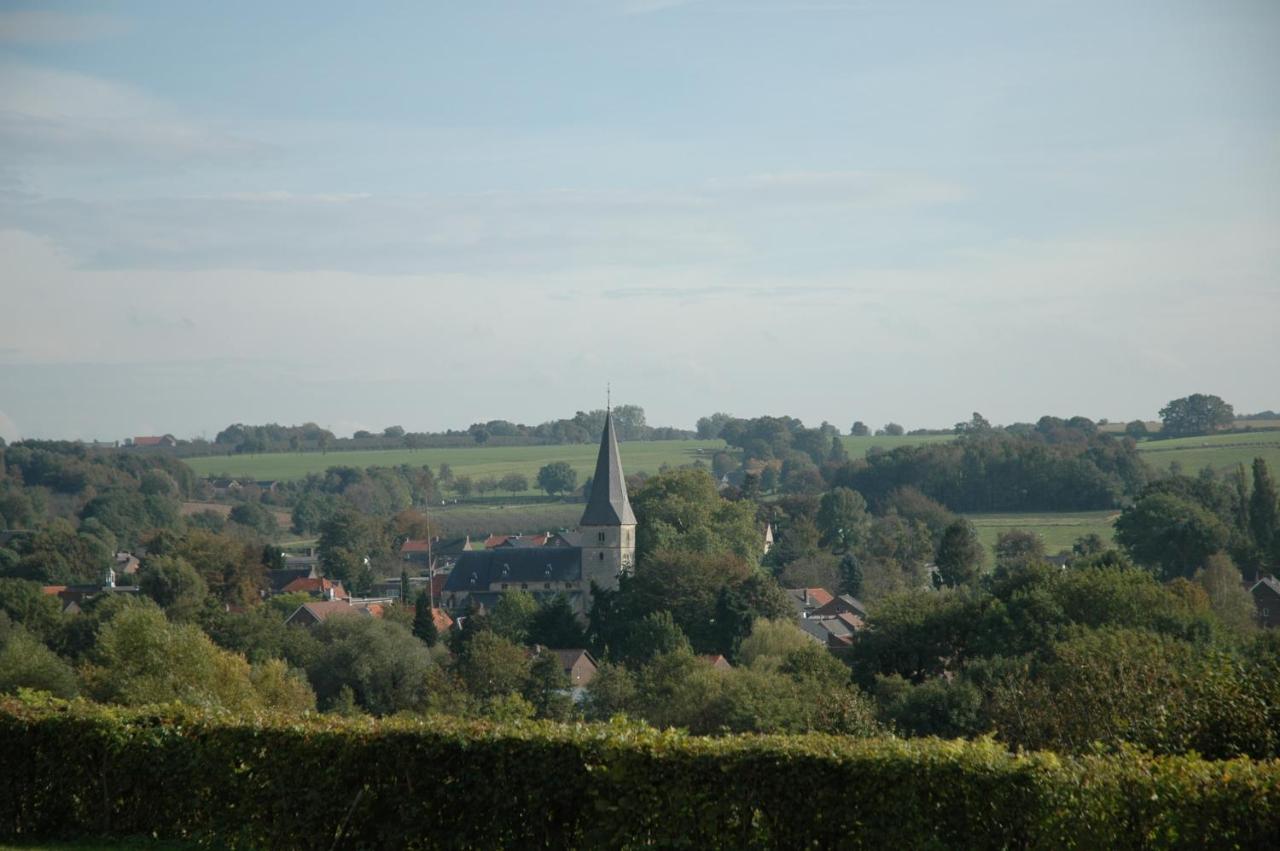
(528, 595, 587, 648)
(137, 555, 207, 621)
(383, 425, 406, 439)
(306, 616, 436, 714)
(455, 630, 531, 701)
(1115, 493, 1231, 580)
(779, 553, 840, 591)
(736, 618, 812, 671)
(994, 530, 1046, 573)
(935, 520, 984, 587)
(851, 421, 870, 437)
(85, 605, 277, 712)
(228, 502, 278, 536)
(523, 651, 573, 720)
(536, 462, 578, 496)
(618, 610, 692, 667)
(499, 473, 529, 493)
(490, 591, 538, 644)
(0, 624, 79, 698)
(412, 590, 439, 647)
(771, 517, 821, 566)
(1195, 554, 1256, 636)
(1249, 458, 1278, 558)
(1159, 394, 1234, 438)
(883, 423, 904, 436)
(631, 468, 762, 562)
(816, 487, 869, 551)
(839, 554, 863, 597)
(1125, 420, 1149, 439)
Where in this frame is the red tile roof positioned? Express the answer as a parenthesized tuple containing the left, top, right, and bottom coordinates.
(400, 539, 432, 553)
(281, 577, 349, 599)
(800, 588, 834, 607)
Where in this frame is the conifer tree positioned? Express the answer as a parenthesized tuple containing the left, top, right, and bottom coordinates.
(1249, 458, 1278, 558)
(413, 590, 438, 647)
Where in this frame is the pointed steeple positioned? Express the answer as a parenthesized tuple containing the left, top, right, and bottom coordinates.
(580, 412, 636, 526)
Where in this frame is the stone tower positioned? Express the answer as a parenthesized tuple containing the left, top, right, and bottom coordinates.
(580, 411, 637, 591)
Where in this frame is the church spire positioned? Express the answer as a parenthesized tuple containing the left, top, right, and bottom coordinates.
(580, 410, 636, 526)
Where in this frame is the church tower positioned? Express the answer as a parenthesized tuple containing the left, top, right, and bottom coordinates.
(580, 411, 637, 591)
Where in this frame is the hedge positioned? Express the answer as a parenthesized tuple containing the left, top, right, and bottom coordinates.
(2, 695, 1278, 850)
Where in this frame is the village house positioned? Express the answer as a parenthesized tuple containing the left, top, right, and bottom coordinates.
(1251, 576, 1280, 628)
(784, 587, 834, 619)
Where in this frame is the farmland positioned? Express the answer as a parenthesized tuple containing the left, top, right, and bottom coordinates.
(186, 439, 724, 483)
(183, 434, 954, 483)
(1136, 429, 1280, 476)
(964, 510, 1119, 562)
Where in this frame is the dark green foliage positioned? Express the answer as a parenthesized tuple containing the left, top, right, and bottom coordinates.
(936, 519, 983, 587)
(1115, 492, 1231, 580)
(527, 594, 587, 648)
(304, 616, 437, 714)
(1249, 458, 1278, 558)
(631, 468, 762, 561)
(0, 625, 79, 699)
(137, 556, 207, 621)
(4, 697, 1278, 850)
(831, 425, 1145, 512)
(839, 553, 863, 597)
(412, 591, 439, 647)
(535, 460, 577, 495)
(1159, 393, 1234, 438)
(227, 502, 277, 536)
(993, 529, 1046, 572)
(613, 549, 790, 656)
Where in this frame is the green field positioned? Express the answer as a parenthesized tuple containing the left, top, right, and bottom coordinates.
(964, 511, 1119, 562)
(185, 439, 725, 483)
(1136, 429, 1280, 476)
(423, 500, 586, 538)
(184, 433, 953, 483)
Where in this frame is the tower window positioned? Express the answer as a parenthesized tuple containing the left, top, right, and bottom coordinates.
(598, 552, 605, 561)
(597, 531, 606, 543)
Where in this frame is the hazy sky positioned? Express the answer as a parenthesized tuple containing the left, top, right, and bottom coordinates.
(1, 0, 1277, 442)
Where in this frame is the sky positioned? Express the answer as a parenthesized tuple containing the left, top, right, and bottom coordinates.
(0, 0, 1277, 442)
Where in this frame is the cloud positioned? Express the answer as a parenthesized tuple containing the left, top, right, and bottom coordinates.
(0, 65, 267, 164)
(0, 169, 962, 275)
(0, 11, 127, 43)
(710, 170, 967, 207)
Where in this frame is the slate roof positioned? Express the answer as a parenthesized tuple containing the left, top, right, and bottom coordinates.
(580, 412, 636, 527)
(443, 548, 583, 591)
(1252, 576, 1280, 597)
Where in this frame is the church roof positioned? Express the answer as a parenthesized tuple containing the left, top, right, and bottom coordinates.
(580, 412, 636, 527)
(443, 548, 583, 591)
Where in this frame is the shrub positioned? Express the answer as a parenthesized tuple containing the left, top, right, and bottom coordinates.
(1, 696, 1278, 849)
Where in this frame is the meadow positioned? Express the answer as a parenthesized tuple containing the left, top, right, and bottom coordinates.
(184, 434, 955, 483)
(964, 510, 1119, 561)
(186, 439, 725, 483)
(1136, 429, 1280, 476)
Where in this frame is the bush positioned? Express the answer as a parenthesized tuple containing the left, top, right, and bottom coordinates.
(1, 696, 1277, 849)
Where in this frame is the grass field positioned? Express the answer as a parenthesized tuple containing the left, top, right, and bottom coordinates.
(185, 439, 725, 483)
(1136, 429, 1280, 476)
(424, 500, 586, 538)
(184, 434, 953, 483)
(964, 511, 1119, 562)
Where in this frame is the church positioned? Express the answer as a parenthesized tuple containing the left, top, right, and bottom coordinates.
(441, 412, 636, 614)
